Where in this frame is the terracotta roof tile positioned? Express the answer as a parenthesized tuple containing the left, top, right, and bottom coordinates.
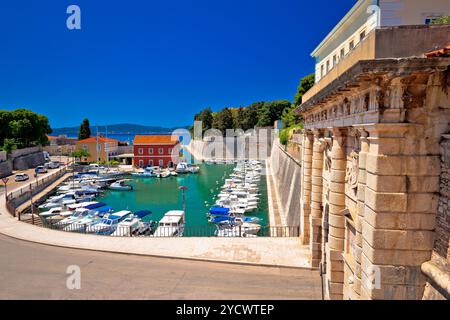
(77, 137, 118, 144)
(425, 45, 450, 58)
(133, 135, 179, 144)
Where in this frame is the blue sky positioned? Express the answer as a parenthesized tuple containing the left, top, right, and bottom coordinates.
(0, 0, 356, 128)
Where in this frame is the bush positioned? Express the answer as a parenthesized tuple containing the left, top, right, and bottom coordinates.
(279, 128, 290, 146)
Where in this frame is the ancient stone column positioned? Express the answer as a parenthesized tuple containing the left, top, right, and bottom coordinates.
(361, 124, 439, 300)
(353, 127, 369, 299)
(310, 129, 325, 268)
(326, 128, 346, 300)
(300, 130, 313, 245)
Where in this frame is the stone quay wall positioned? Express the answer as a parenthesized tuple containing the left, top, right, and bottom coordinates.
(269, 139, 303, 227)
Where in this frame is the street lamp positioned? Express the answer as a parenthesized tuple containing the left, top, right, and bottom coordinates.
(178, 186, 188, 212)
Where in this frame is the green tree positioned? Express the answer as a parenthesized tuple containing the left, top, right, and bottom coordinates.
(0, 109, 52, 150)
(2, 138, 17, 153)
(71, 149, 90, 161)
(293, 73, 315, 106)
(431, 15, 450, 24)
(198, 107, 213, 133)
(78, 118, 91, 140)
(256, 100, 291, 127)
(212, 108, 234, 135)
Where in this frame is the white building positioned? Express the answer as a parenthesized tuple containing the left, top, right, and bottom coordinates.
(313, 0, 450, 83)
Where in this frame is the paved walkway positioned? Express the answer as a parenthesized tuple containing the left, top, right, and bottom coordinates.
(0, 234, 321, 299)
(0, 198, 312, 269)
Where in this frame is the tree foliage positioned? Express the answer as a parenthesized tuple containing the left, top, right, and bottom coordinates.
(78, 118, 91, 140)
(431, 15, 450, 24)
(293, 73, 315, 106)
(71, 149, 90, 160)
(0, 109, 52, 152)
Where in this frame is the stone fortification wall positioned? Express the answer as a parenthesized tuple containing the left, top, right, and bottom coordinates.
(269, 140, 302, 227)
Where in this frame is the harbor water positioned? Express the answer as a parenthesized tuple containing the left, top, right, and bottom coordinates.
(96, 163, 269, 235)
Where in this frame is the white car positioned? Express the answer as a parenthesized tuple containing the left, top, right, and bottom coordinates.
(47, 162, 60, 169)
(15, 173, 29, 182)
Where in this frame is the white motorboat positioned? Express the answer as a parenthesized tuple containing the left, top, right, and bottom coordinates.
(153, 210, 185, 237)
(132, 167, 157, 178)
(56, 208, 91, 228)
(111, 215, 141, 237)
(109, 179, 133, 191)
(176, 162, 189, 174)
(187, 164, 200, 174)
(86, 210, 132, 235)
(39, 207, 71, 218)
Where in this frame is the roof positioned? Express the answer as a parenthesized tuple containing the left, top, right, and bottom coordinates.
(133, 135, 179, 145)
(77, 136, 118, 144)
(426, 45, 450, 58)
(47, 135, 58, 140)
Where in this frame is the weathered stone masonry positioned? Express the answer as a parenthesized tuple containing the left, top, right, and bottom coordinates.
(295, 56, 450, 300)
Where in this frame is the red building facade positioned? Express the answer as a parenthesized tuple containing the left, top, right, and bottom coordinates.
(133, 135, 180, 168)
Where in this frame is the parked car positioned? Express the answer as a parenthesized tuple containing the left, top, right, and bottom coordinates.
(35, 166, 48, 174)
(47, 161, 60, 169)
(43, 151, 50, 162)
(15, 173, 29, 182)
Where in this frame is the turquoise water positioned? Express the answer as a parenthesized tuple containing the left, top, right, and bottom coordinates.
(96, 163, 269, 233)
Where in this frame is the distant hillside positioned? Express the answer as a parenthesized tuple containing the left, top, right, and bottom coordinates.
(52, 123, 189, 137)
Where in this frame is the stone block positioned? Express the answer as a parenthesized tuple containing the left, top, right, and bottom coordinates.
(366, 154, 403, 176)
(331, 160, 346, 170)
(362, 239, 432, 266)
(329, 170, 346, 182)
(329, 192, 346, 206)
(362, 221, 435, 251)
(328, 213, 345, 229)
(407, 193, 439, 213)
(365, 188, 407, 212)
(369, 138, 402, 155)
(329, 181, 345, 193)
(361, 254, 426, 286)
(407, 176, 440, 193)
(366, 173, 407, 193)
(364, 207, 436, 231)
(328, 234, 345, 251)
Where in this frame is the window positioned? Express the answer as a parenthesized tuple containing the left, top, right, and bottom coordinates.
(159, 159, 164, 167)
(148, 148, 154, 154)
(148, 160, 153, 166)
(159, 148, 164, 155)
(360, 30, 366, 41)
(138, 160, 144, 167)
(320, 65, 324, 78)
(349, 40, 355, 50)
(340, 48, 345, 59)
(332, 55, 337, 68)
(168, 148, 173, 155)
(138, 148, 143, 155)
(326, 60, 330, 72)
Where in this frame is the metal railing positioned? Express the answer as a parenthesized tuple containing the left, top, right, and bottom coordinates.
(21, 215, 300, 238)
(5, 166, 70, 217)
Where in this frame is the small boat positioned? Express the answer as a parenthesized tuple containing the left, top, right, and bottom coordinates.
(132, 167, 157, 178)
(109, 179, 133, 191)
(176, 162, 189, 174)
(153, 210, 185, 237)
(187, 164, 200, 174)
(156, 170, 171, 178)
(111, 210, 152, 237)
(39, 207, 71, 219)
(86, 210, 132, 235)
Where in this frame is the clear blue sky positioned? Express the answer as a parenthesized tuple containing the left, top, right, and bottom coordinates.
(0, 0, 356, 129)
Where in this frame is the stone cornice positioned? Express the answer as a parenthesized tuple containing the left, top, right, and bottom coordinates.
(296, 57, 450, 115)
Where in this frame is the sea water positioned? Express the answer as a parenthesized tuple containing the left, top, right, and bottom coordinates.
(96, 163, 269, 236)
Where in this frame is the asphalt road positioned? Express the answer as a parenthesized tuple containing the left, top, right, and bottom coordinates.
(1, 156, 70, 195)
(0, 234, 322, 300)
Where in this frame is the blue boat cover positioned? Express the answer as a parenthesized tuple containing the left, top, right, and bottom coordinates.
(134, 210, 152, 219)
(209, 207, 230, 215)
(96, 206, 113, 213)
(85, 202, 106, 210)
(211, 216, 233, 223)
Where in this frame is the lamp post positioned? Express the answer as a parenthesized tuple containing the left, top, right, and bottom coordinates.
(2, 178, 9, 202)
(178, 186, 188, 212)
